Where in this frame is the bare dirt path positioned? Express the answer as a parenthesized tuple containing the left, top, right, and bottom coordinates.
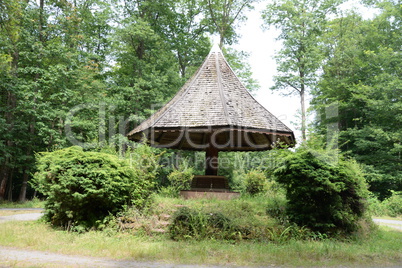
(1, 246, 220, 268)
(373, 218, 402, 231)
(0, 212, 44, 222)
(0, 208, 44, 218)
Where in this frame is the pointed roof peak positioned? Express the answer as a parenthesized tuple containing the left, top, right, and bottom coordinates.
(210, 43, 222, 54)
(128, 46, 295, 150)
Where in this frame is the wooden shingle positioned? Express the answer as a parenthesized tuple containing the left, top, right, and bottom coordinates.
(128, 45, 295, 151)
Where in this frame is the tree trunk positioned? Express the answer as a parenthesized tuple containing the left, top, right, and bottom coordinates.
(6, 168, 14, 201)
(18, 168, 29, 202)
(17, 0, 44, 202)
(219, 33, 224, 49)
(39, 0, 44, 42)
(1, 89, 16, 200)
(300, 87, 306, 141)
(0, 163, 9, 201)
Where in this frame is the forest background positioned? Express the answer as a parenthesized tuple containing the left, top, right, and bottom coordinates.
(0, 0, 401, 202)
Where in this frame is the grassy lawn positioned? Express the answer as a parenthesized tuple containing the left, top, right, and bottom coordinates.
(0, 198, 44, 209)
(0, 220, 401, 267)
(0, 195, 401, 267)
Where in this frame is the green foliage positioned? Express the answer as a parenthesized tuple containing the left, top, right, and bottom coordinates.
(244, 170, 267, 196)
(274, 145, 371, 236)
(167, 197, 326, 242)
(224, 48, 260, 92)
(262, 0, 340, 93)
(32, 146, 158, 231)
(262, 0, 343, 139)
(366, 191, 402, 218)
(169, 207, 239, 241)
(202, 0, 256, 47)
(165, 165, 194, 197)
(266, 193, 288, 224)
(0, 0, 110, 201)
(382, 191, 402, 217)
(0, 0, 261, 203)
(367, 195, 387, 216)
(312, 5, 402, 198)
(363, 164, 402, 200)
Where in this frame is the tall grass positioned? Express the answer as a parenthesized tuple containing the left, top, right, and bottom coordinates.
(0, 194, 400, 266)
(0, 220, 401, 267)
(0, 197, 44, 209)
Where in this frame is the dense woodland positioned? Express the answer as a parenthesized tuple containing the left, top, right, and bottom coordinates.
(0, 0, 401, 202)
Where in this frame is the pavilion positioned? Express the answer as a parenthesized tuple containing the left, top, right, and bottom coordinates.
(127, 44, 295, 198)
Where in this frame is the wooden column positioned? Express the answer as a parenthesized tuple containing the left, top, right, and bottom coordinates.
(205, 145, 219, 176)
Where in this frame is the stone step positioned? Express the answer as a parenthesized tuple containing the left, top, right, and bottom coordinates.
(157, 220, 170, 227)
(151, 228, 166, 234)
(159, 214, 171, 221)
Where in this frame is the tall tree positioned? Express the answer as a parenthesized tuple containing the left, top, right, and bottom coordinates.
(108, 0, 183, 139)
(0, 0, 110, 201)
(312, 2, 402, 199)
(0, 0, 262, 201)
(165, 0, 211, 79)
(201, 0, 260, 91)
(224, 47, 260, 92)
(203, 0, 256, 48)
(0, 0, 26, 200)
(262, 0, 343, 141)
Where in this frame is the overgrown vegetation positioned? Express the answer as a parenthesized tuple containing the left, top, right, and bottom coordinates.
(0, 0, 256, 202)
(169, 207, 239, 240)
(160, 164, 194, 197)
(311, 2, 402, 200)
(0, 0, 400, 259)
(1, 197, 401, 267)
(167, 201, 316, 242)
(369, 191, 402, 218)
(244, 169, 267, 196)
(274, 145, 371, 236)
(31, 145, 159, 231)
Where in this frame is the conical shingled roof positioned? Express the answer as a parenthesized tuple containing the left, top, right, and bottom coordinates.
(128, 45, 295, 151)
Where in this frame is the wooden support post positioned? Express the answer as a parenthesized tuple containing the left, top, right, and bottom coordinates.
(205, 145, 219, 176)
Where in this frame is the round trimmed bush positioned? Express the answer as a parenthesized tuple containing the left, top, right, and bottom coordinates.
(32, 146, 157, 230)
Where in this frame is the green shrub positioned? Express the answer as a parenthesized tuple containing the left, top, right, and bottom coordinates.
(365, 192, 402, 218)
(168, 203, 316, 242)
(266, 194, 288, 224)
(382, 191, 402, 217)
(244, 170, 267, 195)
(158, 186, 178, 197)
(166, 166, 194, 196)
(168, 168, 194, 191)
(274, 146, 370, 236)
(230, 170, 246, 193)
(32, 146, 158, 231)
(169, 207, 238, 240)
(367, 195, 387, 217)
